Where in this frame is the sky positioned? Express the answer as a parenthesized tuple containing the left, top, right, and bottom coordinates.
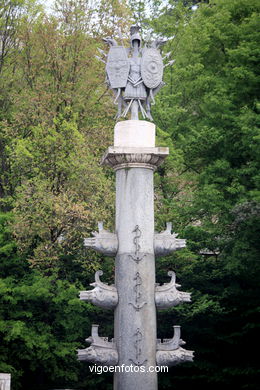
(40, 0, 55, 13)
(39, 1, 198, 16)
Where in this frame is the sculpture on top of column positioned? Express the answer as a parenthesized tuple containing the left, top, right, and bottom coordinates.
(96, 25, 174, 121)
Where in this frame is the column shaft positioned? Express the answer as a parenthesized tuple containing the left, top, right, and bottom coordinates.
(114, 167, 157, 390)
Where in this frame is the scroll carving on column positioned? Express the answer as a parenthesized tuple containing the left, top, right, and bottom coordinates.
(129, 272, 147, 311)
(129, 328, 148, 366)
(129, 225, 146, 263)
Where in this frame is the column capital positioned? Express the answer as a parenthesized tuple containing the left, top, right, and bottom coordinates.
(101, 146, 169, 171)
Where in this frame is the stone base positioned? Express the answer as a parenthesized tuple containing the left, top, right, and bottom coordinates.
(114, 120, 155, 148)
(0, 374, 11, 390)
(102, 120, 169, 171)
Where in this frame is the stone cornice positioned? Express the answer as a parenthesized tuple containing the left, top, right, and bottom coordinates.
(101, 146, 169, 170)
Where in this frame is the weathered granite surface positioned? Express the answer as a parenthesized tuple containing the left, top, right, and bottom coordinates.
(114, 167, 157, 389)
(0, 374, 11, 390)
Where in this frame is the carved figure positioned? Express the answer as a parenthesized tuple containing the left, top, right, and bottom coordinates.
(78, 345, 118, 365)
(154, 222, 186, 256)
(84, 221, 118, 256)
(156, 348, 194, 367)
(80, 270, 118, 309)
(78, 324, 118, 366)
(157, 326, 185, 351)
(96, 25, 174, 121)
(156, 326, 194, 367)
(155, 271, 191, 309)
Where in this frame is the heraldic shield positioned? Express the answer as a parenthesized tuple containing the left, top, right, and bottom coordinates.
(141, 48, 163, 89)
(106, 46, 130, 89)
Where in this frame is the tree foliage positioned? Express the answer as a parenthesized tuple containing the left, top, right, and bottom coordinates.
(151, 1, 260, 388)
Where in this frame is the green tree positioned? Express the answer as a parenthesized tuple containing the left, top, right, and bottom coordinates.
(0, 0, 132, 272)
(0, 1, 128, 389)
(151, 0, 260, 388)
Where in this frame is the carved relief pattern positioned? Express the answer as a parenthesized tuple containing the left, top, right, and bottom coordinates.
(156, 348, 194, 367)
(129, 225, 146, 263)
(105, 153, 162, 167)
(141, 48, 164, 89)
(129, 272, 147, 311)
(129, 328, 148, 366)
(101, 147, 169, 170)
(127, 225, 148, 365)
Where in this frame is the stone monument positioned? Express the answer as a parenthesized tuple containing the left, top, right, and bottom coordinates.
(0, 374, 11, 390)
(78, 26, 193, 389)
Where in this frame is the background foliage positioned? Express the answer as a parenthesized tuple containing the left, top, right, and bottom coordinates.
(0, 0, 259, 389)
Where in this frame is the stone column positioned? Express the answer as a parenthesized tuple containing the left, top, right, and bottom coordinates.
(114, 168, 156, 388)
(78, 120, 193, 389)
(103, 120, 167, 389)
(115, 153, 154, 387)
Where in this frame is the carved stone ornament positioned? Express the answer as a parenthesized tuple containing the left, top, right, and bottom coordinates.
(106, 46, 130, 89)
(129, 328, 148, 366)
(156, 325, 194, 367)
(156, 348, 194, 367)
(129, 225, 146, 263)
(154, 222, 186, 256)
(80, 270, 118, 309)
(101, 146, 169, 170)
(99, 26, 173, 121)
(155, 271, 191, 309)
(78, 324, 118, 366)
(84, 221, 118, 256)
(128, 271, 147, 311)
(157, 326, 185, 351)
(141, 48, 164, 89)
